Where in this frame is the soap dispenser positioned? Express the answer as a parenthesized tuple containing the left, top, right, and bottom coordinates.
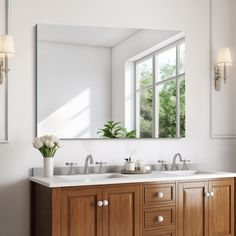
(124, 157, 135, 171)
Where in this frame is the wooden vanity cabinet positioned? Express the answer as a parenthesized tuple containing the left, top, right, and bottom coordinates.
(31, 178, 235, 236)
(178, 178, 234, 236)
(31, 183, 140, 236)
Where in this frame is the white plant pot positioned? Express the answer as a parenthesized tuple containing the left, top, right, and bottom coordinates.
(43, 157, 54, 178)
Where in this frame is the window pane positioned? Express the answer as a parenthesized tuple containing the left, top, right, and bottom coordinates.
(157, 47, 176, 82)
(180, 76, 185, 137)
(140, 88, 153, 138)
(137, 58, 153, 89)
(179, 43, 185, 74)
(156, 80, 177, 138)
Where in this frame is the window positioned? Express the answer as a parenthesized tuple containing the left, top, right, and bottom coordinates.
(135, 39, 185, 138)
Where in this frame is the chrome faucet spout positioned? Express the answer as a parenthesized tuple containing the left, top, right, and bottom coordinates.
(83, 154, 94, 174)
(171, 153, 183, 171)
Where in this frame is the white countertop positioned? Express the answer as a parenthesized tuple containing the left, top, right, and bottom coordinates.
(29, 170, 236, 188)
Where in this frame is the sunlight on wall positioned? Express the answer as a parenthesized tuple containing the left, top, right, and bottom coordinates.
(38, 89, 91, 138)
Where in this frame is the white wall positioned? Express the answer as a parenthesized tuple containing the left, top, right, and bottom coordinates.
(0, 0, 236, 235)
(0, 0, 7, 141)
(37, 40, 112, 138)
(211, 0, 236, 137)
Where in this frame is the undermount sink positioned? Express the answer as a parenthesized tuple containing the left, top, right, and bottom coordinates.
(58, 173, 126, 182)
(162, 170, 213, 176)
(57, 170, 215, 183)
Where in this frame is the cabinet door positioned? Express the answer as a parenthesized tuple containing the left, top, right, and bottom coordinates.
(102, 185, 140, 236)
(209, 179, 234, 236)
(178, 181, 209, 236)
(60, 187, 103, 236)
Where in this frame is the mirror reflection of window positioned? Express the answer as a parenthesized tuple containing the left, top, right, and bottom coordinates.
(135, 39, 185, 138)
(136, 58, 153, 138)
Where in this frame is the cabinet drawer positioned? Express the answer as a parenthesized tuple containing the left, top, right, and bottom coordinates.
(143, 183, 175, 205)
(143, 228, 176, 236)
(144, 207, 176, 230)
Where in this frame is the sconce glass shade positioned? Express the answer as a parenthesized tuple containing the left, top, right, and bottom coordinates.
(0, 35, 15, 58)
(217, 47, 232, 65)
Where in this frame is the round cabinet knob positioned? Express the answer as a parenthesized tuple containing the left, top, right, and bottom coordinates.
(205, 192, 210, 197)
(97, 201, 103, 207)
(157, 216, 164, 222)
(157, 192, 164, 198)
(103, 200, 109, 206)
(210, 192, 214, 197)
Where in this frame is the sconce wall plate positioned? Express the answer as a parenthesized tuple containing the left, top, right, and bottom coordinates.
(214, 47, 232, 91)
(214, 66, 221, 91)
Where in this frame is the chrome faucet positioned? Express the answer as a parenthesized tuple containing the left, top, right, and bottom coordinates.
(83, 154, 94, 174)
(171, 153, 184, 171)
(171, 153, 190, 170)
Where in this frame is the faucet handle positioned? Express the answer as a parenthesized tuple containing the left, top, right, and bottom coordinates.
(181, 159, 190, 170)
(65, 162, 77, 167)
(65, 162, 77, 175)
(95, 161, 107, 174)
(158, 160, 166, 163)
(95, 161, 107, 165)
(157, 160, 167, 171)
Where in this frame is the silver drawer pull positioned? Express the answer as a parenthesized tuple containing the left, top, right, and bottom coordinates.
(157, 192, 164, 198)
(97, 201, 103, 207)
(157, 216, 164, 222)
(103, 200, 109, 206)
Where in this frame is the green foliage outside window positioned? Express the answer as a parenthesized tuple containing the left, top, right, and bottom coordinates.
(139, 67, 153, 138)
(138, 60, 185, 138)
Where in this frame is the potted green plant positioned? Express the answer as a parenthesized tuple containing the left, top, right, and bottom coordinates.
(97, 121, 136, 138)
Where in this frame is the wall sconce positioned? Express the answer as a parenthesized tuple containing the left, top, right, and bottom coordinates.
(0, 35, 15, 85)
(214, 47, 232, 91)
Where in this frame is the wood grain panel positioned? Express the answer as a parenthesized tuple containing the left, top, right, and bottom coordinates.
(178, 181, 209, 236)
(52, 188, 61, 236)
(209, 178, 234, 236)
(60, 187, 103, 236)
(143, 183, 176, 206)
(102, 185, 140, 236)
(70, 196, 96, 235)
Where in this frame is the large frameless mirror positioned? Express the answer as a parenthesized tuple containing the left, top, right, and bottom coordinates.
(36, 24, 185, 139)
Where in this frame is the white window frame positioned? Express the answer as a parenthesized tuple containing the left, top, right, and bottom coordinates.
(135, 38, 185, 138)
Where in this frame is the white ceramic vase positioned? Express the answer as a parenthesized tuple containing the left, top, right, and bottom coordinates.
(43, 157, 54, 178)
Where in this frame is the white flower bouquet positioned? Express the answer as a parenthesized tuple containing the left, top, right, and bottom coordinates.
(33, 135, 61, 157)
